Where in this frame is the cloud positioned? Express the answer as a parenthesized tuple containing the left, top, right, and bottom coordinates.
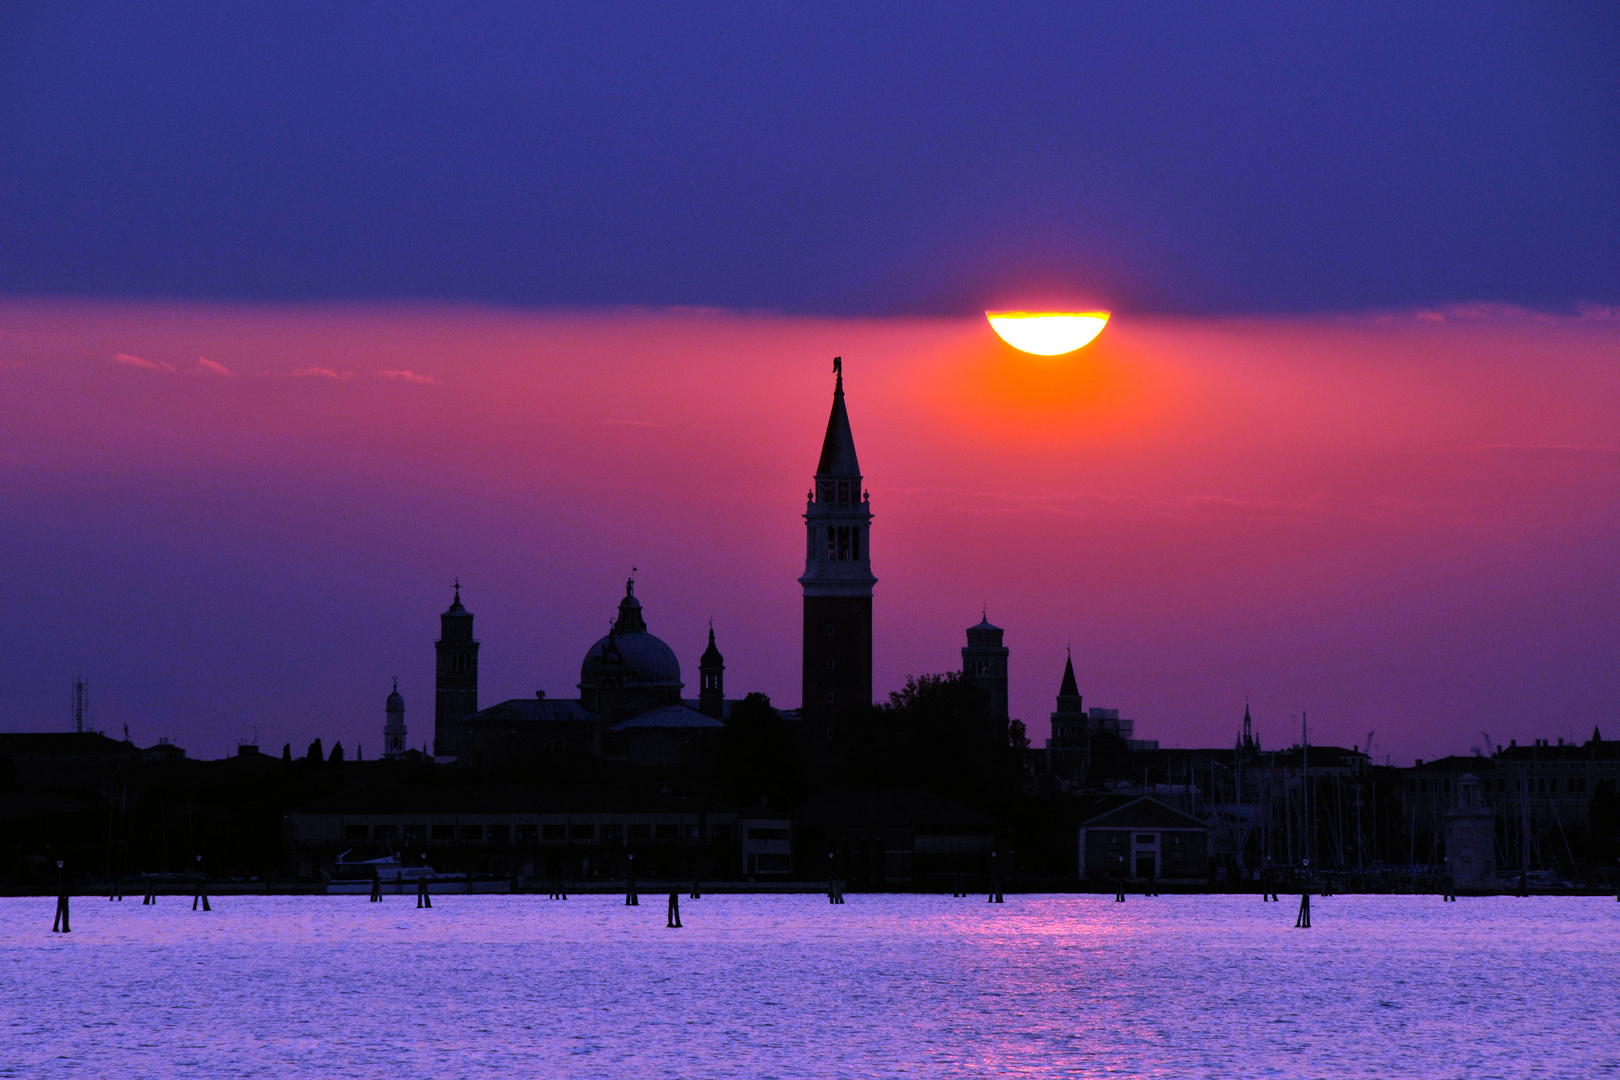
(378, 369, 437, 385)
(113, 353, 176, 372)
(196, 356, 234, 376)
(289, 366, 353, 380)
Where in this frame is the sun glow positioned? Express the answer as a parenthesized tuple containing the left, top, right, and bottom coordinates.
(986, 311, 1110, 355)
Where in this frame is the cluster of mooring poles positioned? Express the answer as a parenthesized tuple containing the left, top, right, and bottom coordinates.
(827, 852, 845, 904)
(988, 852, 1003, 903)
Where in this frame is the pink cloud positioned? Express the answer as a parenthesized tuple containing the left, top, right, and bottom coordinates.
(378, 369, 437, 385)
(197, 356, 234, 376)
(113, 353, 176, 372)
(289, 366, 352, 380)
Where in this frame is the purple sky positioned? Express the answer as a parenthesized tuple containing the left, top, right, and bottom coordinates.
(0, 6, 1615, 764)
(1, 299, 1616, 764)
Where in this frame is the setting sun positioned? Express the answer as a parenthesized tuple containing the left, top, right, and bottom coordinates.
(986, 310, 1110, 355)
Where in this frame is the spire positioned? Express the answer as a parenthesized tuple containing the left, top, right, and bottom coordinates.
(1057, 649, 1080, 699)
(445, 579, 469, 616)
(701, 623, 724, 666)
(815, 358, 861, 477)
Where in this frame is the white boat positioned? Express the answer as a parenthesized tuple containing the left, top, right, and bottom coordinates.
(324, 851, 508, 894)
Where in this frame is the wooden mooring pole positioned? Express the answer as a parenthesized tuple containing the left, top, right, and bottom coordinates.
(1295, 892, 1311, 928)
(666, 891, 682, 928)
(625, 853, 638, 906)
(192, 857, 211, 911)
(52, 861, 70, 933)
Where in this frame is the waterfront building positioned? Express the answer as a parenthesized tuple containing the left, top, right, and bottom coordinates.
(1443, 773, 1495, 889)
(1075, 795, 1210, 882)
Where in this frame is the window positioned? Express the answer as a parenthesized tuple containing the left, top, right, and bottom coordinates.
(570, 824, 594, 840)
(656, 824, 678, 839)
(837, 481, 849, 503)
(820, 482, 835, 503)
(404, 825, 425, 845)
(757, 854, 791, 872)
(851, 527, 861, 559)
(1135, 834, 1156, 844)
(838, 526, 849, 560)
(710, 825, 730, 841)
(603, 824, 624, 841)
(827, 624, 835, 636)
(747, 827, 791, 840)
(827, 658, 835, 669)
(687, 825, 700, 839)
(629, 823, 651, 840)
(345, 825, 368, 840)
(374, 825, 397, 841)
(542, 824, 565, 840)
(826, 528, 835, 559)
(516, 825, 538, 843)
(459, 825, 483, 841)
(827, 691, 834, 703)
(489, 824, 509, 844)
(431, 825, 455, 841)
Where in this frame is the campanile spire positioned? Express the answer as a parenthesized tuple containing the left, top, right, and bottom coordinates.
(801, 359, 875, 746)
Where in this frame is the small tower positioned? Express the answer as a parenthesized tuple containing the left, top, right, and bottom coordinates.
(384, 679, 407, 758)
(1044, 650, 1089, 783)
(699, 624, 725, 719)
(1048, 651, 1085, 746)
(800, 358, 876, 746)
(1238, 700, 1259, 754)
(962, 612, 1009, 739)
(434, 581, 479, 758)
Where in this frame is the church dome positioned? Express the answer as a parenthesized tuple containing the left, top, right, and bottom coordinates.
(386, 677, 404, 712)
(578, 578, 683, 707)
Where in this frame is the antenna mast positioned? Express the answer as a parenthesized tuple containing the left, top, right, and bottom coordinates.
(72, 678, 88, 734)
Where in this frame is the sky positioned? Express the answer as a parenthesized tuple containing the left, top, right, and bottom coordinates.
(0, 5, 1616, 763)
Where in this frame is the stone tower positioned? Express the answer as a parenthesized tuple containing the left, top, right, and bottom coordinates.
(962, 613, 1010, 738)
(699, 624, 725, 719)
(383, 678, 407, 758)
(1044, 651, 1088, 782)
(800, 358, 875, 743)
(434, 582, 479, 757)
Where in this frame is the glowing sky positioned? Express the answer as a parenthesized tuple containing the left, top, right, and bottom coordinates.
(2, 298, 1616, 762)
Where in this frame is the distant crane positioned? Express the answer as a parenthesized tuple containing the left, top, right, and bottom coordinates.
(1481, 732, 1494, 757)
(72, 678, 88, 734)
(1363, 730, 1376, 760)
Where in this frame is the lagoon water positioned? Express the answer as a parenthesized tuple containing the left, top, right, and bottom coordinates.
(2, 893, 1616, 1079)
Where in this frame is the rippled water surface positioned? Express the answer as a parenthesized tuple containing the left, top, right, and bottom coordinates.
(3, 893, 1617, 1078)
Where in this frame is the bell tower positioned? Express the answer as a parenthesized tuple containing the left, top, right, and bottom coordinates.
(800, 358, 875, 744)
(434, 581, 478, 757)
(384, 678, 407, 758)
(699, 623, 725, 719)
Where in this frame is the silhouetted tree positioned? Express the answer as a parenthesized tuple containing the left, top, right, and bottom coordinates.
(281, 743, 292, 762)
(329, 741, 344, 763)
(1009, 719, 1030, 751)
(718, 693, 803, 807)
(831, 672, 1021, 806)
(306, 738, 323, 763)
